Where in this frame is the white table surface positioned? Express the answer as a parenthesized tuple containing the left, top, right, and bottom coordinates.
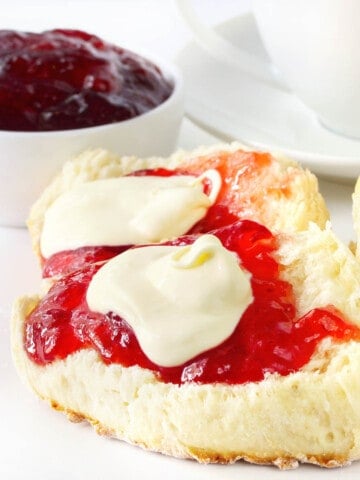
(0, 1, 358, 479)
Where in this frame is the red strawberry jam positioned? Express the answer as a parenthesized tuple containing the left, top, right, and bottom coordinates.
(42, 167, 237, 278)
(42, 245, 129, 279)
(26, 220, 360, 385)
(0, 29, 172, 131)
(41, 152, 277, 278)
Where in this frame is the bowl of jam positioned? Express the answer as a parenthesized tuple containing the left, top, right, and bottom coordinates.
(0, 29, 183, 226)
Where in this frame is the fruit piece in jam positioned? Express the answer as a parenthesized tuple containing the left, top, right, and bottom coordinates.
(26, 220, 360, 385)
(41, 150, 287, 277)
(0, 29, 172, 131)
(42, 245, 129, 279)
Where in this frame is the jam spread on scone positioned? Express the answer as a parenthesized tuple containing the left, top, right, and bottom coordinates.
(86, 233, 254, 368)
(41, 168, 221, 277)
(0, 29, 172, 131)
(26, 221, 360, 385)
(42, 246, 129, 279)
(41, 151, 290, 278)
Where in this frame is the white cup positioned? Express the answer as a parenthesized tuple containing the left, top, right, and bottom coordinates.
(177, 0, 360, 139)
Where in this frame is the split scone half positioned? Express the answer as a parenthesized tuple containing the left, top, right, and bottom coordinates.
(352, 177, 360, 260)
(13, 143, 353, 469)
(28, 143, 329, 279)
(12, 218, 360, 470)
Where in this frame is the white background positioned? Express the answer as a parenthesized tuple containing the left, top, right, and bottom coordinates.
(0, 1, 357, 479)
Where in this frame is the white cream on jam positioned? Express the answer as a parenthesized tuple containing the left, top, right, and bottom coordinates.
(40, 172, 221, 258)
(86, 235, 253, 367)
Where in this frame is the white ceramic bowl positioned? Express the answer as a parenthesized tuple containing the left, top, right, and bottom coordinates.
(0, 54, 183, 227)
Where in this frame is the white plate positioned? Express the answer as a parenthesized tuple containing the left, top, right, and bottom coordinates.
(176, 12, 360, 181)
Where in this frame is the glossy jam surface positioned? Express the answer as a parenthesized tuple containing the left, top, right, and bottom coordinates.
(41, 152, 272, 277)
(131, 151, 284, 234)
(27, 221, 360, 385)
(179, 149, 292, 223)
(0, 29, 173, 131)
(42, 245, 129, 278)
(132, 167, 240, 233)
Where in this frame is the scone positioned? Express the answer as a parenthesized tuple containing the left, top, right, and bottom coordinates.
(12, 219, 360, 469)
(28, 143, 329, 278)
(353, 177, 360, 259)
